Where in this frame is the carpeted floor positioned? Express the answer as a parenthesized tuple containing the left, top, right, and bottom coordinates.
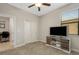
(0, 41, 79, 55)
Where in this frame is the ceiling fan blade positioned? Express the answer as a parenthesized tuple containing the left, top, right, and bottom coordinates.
(38, 7, 40, 11)
(42, 3, 51, 6)
(28, 4, 35, 8)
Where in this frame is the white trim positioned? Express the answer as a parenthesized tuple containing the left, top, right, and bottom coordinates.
(14, 42, 26, 48)
(72, 48, 79, 53)
(0, 13, 17, 48)
(14, 40, 38, 48)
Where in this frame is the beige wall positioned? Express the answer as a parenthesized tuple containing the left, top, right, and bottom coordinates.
(39, 3, 79, 52)
(0, 3, 39, 47)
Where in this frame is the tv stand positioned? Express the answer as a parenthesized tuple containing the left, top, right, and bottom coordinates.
(46, 36, 71, 54)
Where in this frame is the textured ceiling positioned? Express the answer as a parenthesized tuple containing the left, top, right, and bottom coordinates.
(9, 3, 68, 16)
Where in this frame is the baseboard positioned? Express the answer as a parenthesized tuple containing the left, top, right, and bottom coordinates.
(14, 40, 39, 48)
(39, 40, 46, 43)
(72, 49, 79, 53)
(13, 40, 79, 53)
(14, 42, 26, 48)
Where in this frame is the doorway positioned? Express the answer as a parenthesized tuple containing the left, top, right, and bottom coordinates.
(0, 14, 16, 52)
(0, 16, 13, 52)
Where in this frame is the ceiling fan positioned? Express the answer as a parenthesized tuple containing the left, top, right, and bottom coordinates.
(28, 3, 51, 11)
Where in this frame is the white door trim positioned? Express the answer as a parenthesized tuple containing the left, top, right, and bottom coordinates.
(0, 13, 17, 47)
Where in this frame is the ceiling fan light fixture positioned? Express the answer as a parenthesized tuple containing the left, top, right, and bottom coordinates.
(35, 3, 42, 7)
(28, 3, 51, 12)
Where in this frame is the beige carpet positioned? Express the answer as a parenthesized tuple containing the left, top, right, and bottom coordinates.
(0, 41, 79, 55)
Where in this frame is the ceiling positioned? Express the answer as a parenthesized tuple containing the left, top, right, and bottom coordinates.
(9, 3, 68, 16)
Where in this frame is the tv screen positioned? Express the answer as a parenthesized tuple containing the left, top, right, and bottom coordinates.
(50, 26, 67, 36)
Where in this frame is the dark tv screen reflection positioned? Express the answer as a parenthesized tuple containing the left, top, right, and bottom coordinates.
(50, 26, 67, 36)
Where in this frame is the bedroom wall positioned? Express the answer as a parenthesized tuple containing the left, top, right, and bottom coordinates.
(0, 3, 39, 47)
(39, 3, 79, 52)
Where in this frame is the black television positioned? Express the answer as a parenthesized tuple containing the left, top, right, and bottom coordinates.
(50, 26, 67, 36)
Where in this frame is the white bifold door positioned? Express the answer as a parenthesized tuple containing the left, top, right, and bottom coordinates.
(24, 21, 32, 44)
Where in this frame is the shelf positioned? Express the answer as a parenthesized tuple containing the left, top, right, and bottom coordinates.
(46, 44, 71, 54)
(46, 36, 71, 53)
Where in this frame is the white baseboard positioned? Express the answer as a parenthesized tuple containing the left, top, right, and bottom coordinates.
(14, 42, 26, 48)
(14, 40, 38, 48)
(39, 40, 46, 43)
(72, 49, 79, 53)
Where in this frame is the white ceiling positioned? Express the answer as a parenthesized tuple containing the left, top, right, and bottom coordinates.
(9, 3, 68, 16)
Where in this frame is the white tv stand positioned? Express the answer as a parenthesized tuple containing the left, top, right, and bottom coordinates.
(46, 35, 71, 54)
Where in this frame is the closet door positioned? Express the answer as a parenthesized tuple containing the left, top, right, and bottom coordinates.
(24, 21, 32, 44)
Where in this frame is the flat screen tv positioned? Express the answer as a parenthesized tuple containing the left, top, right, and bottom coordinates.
(50, 26, 67, 36)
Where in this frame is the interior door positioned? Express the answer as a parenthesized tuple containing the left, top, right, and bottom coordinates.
(24, 20, 32, 44)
